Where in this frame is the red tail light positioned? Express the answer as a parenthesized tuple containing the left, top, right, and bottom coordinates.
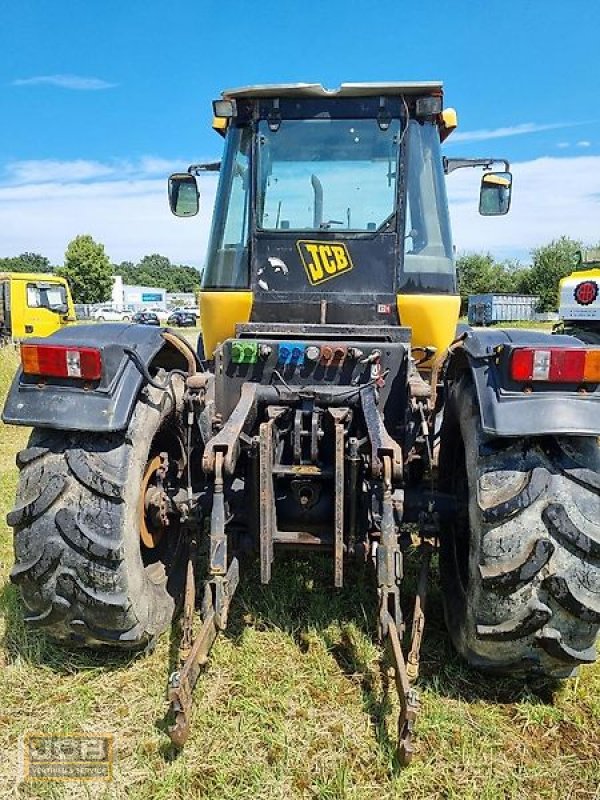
(510, 347, 600, 383)
(21, 344, 102, 381)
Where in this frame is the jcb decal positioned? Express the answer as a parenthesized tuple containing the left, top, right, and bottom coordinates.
(296, 241, 353, 285)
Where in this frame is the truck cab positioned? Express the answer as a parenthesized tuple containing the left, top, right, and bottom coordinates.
(0, 272, 76, 341)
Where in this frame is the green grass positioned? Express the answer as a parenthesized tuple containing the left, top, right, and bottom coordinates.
(0, 346, 598, 799)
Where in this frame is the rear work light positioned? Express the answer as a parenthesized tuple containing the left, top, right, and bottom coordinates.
(510, 347, 600, 384)
(21, 344, 102, 381)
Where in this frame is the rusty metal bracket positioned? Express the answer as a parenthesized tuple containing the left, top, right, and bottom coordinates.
(373, 453, 423, 766)
(202, 382, 259, 475)
(209, 451, 227, 576)
(329, 407, 350, 588)
(376, 456, 403, 640)
(359, 384, 403, 483)
(167, 556, 239, 748)
(384, 610, 420, 766)
(407, 540, 433, 681)
(258, 407, 287, 584)
(179, 533, 198, 665)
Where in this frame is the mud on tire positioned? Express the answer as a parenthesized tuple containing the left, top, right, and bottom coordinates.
(438, 374, 600, 678)
(8, 375, 187, 649)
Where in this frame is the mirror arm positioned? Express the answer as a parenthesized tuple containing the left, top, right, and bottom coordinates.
(188, 161, 221, 175)
(444, 157, 510, 175)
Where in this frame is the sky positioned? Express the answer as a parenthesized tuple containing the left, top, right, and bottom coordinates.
(1, 0, 599, 270)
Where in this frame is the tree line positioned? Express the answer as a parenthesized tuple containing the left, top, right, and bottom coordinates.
(1, 234, 596, 311)
(456, 236, 593, 313)
(0, 235, 203, 304)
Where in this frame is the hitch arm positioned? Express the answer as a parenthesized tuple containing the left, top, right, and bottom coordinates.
(167, 451, 240, 747)
(167, 557, 239, 747)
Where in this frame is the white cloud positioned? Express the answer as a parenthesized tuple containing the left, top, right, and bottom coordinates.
(557, 142, 570, 149)
(450, 121, 587, 144)
(447, 155, 600, 259)
(4, 157, 185, 186)
(1, 154, 599, 269)
(13, 74, 116, 90)
(0, 159, 218, 266)
(577, 140, 591, 148)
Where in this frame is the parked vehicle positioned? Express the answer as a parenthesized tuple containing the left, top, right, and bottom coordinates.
(90, 307, 131, 322)
(170, 306, 199, 317)
(0, 272, 75, 341)
(149, 307, 170, 322)
(132, 311, 160, 326)
(167, 310, 197, 327)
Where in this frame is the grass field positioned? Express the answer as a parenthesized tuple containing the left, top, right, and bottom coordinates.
(0, 345, 598, 799)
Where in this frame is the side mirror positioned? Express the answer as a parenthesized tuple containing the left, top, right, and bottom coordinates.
(479, 171, 512, 216)
(168, 173, 199, 217)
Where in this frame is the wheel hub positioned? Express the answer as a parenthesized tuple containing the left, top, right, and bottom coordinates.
(140, 453, 170, 548)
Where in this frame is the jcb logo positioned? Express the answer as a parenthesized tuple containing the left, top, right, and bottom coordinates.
(296, 241, 353, 286)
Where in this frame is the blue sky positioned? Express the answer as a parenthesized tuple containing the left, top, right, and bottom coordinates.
(1, 0, 599, 267)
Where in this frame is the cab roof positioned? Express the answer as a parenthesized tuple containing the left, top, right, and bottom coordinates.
(0, 272, 66, 283)
(222, 82, 443, 100)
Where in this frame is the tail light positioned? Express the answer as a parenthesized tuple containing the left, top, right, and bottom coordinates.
(510, 347, 600, 383)
(21, 344, 102, 381)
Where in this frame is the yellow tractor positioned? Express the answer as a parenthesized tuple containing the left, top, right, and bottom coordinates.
(0, 271, 75, 343)
(3, 83, 599, 764)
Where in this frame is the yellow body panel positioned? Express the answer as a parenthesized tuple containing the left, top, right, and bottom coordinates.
(396, 294, 461, 359)
(561, 268, 600, 283)
(0, 272, 75, 339)
(199, 291, 254, 356)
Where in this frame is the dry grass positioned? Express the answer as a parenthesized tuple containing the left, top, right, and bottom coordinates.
(0, 346, 598, 799)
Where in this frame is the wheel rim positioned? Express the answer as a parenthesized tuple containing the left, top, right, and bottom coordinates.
(140, 455, 168, 548)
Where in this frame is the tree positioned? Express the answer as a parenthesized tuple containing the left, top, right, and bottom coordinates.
(521, 236, 581, 312)
(113, 255, 202, 293)
(137, 254, 172, 282)
(57, 235, 113, 304)
(113, 261, 136, 284)
(456, 252, 524, 313)
(0, 252, 51, 273)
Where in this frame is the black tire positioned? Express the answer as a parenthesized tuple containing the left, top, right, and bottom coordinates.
(8, 374, 187, 649)
(562, 324, 600, 346)
(438, 374, 600, 678)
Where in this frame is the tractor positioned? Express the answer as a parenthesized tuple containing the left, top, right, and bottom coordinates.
(3, 83, 599, 764)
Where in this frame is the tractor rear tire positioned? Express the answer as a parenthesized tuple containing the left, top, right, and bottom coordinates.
(438, 374, 600, 678)
(8, 374, 187, 649)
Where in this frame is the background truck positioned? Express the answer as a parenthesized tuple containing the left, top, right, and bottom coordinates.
(3, 82, 599, 764)
(557, 248, 600, 344)
(0, 272, 75, 342)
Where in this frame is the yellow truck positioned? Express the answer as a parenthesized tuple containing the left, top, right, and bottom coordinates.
(0, 272, 75, 342)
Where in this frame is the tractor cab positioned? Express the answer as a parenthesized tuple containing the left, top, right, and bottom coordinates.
(169, 83, 509, 357)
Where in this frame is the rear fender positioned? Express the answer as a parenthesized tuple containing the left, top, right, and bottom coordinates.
(2, 323, 197, 432)
(446, 328, 600, 437)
